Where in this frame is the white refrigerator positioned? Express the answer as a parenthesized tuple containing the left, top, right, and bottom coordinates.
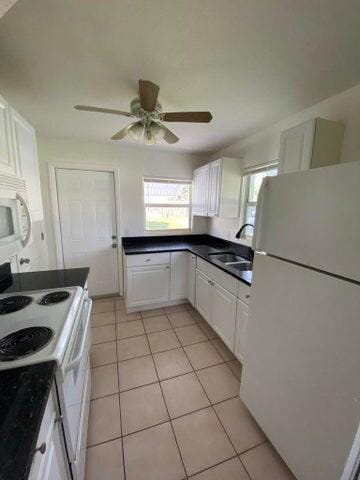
(240, 161, 360, 480)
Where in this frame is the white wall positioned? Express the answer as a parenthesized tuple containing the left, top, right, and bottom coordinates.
(209, 82, 360, 241)
(38, 137, 207, 268)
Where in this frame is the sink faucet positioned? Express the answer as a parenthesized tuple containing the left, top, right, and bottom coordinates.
(235, 223, 254, 239)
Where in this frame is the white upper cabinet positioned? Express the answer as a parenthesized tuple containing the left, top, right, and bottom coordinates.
(192, 164, 209, 216)
(0, 95, 17, 176)
(192, 157, 241, 218)
(207, 160, 221, 216)
(10, 108, 44, 221)
(278, 118, 345, 175)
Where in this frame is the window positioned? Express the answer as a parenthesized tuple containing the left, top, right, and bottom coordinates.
(143, 177, 192, 231)
(240, 164, 278, 238)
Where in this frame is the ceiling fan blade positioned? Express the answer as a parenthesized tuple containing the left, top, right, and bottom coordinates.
(111, 122, 137, 140)
(138, 80, 160, 112)
(162, 111, 213, 123)
(74, 105, 133, 117)
(159, 123, 179, 144)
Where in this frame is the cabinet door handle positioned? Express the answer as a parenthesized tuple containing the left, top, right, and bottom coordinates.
(245, 294, 250, 299)
(19, 258, 30, 265)
(34, 442, 46, 456)
(166, 265, 170, 269)
(145, 258, 151, 262)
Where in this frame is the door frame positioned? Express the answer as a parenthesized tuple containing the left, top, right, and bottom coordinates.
(48, 162, 123, 295)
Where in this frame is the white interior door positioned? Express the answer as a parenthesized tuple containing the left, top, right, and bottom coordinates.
(56, 169, 119, 296)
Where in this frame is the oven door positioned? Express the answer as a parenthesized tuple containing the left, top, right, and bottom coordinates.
(57, 297, 92, 463)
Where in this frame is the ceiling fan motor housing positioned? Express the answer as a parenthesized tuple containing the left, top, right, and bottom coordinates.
(130, 97, 162, 123)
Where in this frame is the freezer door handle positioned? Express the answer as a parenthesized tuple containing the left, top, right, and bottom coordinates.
(252, 176, 269, 252)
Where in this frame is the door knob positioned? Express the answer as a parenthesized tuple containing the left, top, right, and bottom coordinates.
(111, 235, 117, 240)
(111, 243, 118, 248)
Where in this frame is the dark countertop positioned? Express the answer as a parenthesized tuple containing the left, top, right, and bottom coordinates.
(0, 267, 90, 294)
(0, 361, 56, 480)
(122, 234, 253, 285)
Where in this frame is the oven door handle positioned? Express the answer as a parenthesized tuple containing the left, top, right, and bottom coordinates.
(65, 298, 92, 373)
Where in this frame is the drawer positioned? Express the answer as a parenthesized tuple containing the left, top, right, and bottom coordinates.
(197, 257, 238, 296)
(126, 252, 170, 267)
(238, 281, 251, 305)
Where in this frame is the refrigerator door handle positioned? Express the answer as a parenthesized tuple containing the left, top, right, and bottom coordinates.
(252, 176, 269, 251)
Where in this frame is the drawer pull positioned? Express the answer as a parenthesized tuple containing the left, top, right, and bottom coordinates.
(145, 259, 151, 262)
(245, 294, 250, 299)
(34, 442, 46, 456)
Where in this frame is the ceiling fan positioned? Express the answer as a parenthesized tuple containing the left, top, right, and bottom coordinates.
(74, 79, 213, 145)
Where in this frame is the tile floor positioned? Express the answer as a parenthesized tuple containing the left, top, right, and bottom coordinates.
(86, 296, 296, 480)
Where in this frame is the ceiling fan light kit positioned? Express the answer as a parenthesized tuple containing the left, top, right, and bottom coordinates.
(74, 79, 213, 146)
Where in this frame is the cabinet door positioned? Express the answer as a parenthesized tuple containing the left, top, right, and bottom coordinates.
(170, 251, 188, 300)
(195, 269, 212, 323)
(211, 281, 237, 351)
(278, 119, 315, 174)
(234, 299, 249, 362)
(11, 108, 44, 220)
(207, 160, 221, 217)
(187, 253, 196, 306)
(0, 95, 16, 176)
(192, 165, 209, 216)
(127, 264, 170, 307)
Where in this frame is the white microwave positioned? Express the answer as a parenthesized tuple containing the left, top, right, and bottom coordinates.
(0, 190, 32, 260)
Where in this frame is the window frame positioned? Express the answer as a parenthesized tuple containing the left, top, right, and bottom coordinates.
(239, 162, 278, 242)
(142, 176, 193, 234)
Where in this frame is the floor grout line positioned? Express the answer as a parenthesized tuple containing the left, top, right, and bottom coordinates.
(114, 329, 127, 480)
(141, 315, 190, 480)
(88, 303, 255, 479)
(171, 322, 247, 475)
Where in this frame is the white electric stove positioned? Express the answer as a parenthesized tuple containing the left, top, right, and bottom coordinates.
(0, 287, 84, 369)
(0, 286, 92, 480)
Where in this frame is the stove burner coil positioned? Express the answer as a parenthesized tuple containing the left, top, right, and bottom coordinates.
(39, 291, 70, 305)
(0, 327, 53, 361)
(0, 295, 33, 315)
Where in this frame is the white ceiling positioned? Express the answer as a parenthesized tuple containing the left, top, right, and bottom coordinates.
(1, 0, 360, 154)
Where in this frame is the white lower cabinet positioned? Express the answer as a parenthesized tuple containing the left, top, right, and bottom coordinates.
(211, 282, 237, 351)
(234, 299, 249, 362)
(30, 387, 71, 480)
(170, 251, 188, 300)
(195, 269, 213, 323)
(187, 253, 197, 306)
(195, 258, 251, 362)
(126, 264, 170, 307)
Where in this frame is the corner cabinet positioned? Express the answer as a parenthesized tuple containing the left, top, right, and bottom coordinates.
(170, 251, 188, 300)
(278, 118, 345, 175)
(192, 157, 241, 218)
(187, 252, 197, 306)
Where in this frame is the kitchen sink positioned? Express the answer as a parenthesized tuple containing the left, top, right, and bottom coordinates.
(209, 252, 252, 266)
(227, 261, 253, 271)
